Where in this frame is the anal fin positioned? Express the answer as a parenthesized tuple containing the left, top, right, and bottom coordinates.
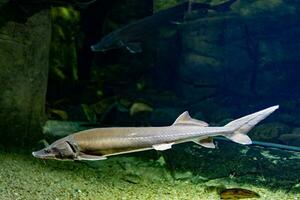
(194, 137, 215, 148)
(153, 143, 174, 151)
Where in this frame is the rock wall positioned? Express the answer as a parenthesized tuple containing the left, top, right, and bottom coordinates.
(178, 1, 300, 104)
(0, 9, 51, 147)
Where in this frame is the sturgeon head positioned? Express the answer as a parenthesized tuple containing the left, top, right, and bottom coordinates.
(32, 136, 107, 161)
(32, 137, 78, 160)
(91, 32, 142, 54)
(90, 32, 126, 52)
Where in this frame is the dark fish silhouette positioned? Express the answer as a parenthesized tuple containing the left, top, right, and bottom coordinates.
(91, 0, 236, 53)
(220, 188, 260, 199)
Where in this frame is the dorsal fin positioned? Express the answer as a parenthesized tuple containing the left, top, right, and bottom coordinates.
(172, 111, 209, 126)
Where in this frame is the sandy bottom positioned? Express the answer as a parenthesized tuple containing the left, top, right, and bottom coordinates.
(0, 148, 299, 200)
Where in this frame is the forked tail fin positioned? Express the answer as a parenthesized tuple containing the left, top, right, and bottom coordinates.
(224, 105, 279, 145)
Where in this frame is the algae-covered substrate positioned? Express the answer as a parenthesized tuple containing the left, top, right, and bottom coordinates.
(0, 142, 299, 200)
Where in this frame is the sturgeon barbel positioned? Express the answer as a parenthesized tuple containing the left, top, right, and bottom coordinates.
(32, 105, 279, 161)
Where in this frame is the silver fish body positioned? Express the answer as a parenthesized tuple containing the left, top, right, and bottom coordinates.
(32, 105, 279, 161)
(71, 126, 229, 156)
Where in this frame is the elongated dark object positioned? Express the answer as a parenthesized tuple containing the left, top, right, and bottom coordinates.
(214, 136, 300, 152)
(91, 0, 237, 53)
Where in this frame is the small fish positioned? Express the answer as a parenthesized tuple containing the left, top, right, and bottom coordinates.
(220, 188, 260, 199)
(32, 105, 278, 161)
(91, 0, 237, 53)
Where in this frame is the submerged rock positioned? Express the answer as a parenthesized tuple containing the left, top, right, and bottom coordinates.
(122, 174, 141, 184)
(292, 128, 300, 134)
(43, 120, 95, 139)
(129, 102, 153, 116)
(0, 9, 51, 147)
(278, 128, 300, 146)
(173, 171, 193, 181)
(279, 134, 300, 146)
(178, 0, 300, 102)
(249, 122, 291, 141)
(220, 188, 260, 199)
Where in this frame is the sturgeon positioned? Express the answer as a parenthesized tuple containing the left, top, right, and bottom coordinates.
(91, 0, 236, 53)
(32, 105, 279, 161)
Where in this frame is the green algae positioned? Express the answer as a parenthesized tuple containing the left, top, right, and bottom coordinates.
(0, 149, 299, 200)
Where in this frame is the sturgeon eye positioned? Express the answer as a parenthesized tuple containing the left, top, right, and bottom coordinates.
(51, 147, 62, 158)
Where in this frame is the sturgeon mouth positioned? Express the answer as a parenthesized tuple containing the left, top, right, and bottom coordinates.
(32, 149, 55, 159)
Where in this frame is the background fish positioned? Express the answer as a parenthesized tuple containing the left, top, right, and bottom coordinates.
(91, 0, 237, 53)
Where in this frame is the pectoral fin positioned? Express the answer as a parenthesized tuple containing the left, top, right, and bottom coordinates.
(194, 137, 215, 148)
(126, 43, 142, 53)
(77, 153, 107, 161)
(153, 143, 174, 151)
